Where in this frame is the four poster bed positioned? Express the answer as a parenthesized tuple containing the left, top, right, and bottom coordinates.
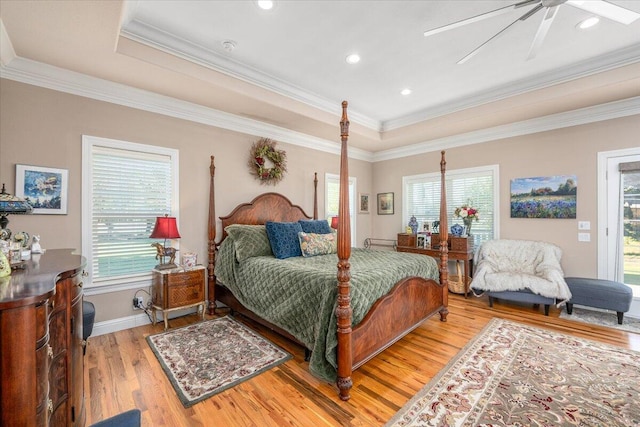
(207, 102, 450, 401)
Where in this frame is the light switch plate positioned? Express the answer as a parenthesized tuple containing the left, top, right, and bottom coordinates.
(578, 221, 591, 230)
(578, 232, 590, 242)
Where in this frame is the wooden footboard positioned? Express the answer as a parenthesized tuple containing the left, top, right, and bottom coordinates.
(352, 277, 447, 369)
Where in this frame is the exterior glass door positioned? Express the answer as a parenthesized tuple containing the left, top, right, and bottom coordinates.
(622, 170, 640, 286)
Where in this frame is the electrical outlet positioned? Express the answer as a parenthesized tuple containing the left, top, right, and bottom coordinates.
(133, 296, 144, 309)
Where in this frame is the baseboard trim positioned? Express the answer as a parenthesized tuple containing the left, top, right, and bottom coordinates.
(91, 307, 199, 337)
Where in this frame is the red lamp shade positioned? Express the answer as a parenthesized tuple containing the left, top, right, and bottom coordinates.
(331, 216, 339, 229)
(150, 215, 181, 239)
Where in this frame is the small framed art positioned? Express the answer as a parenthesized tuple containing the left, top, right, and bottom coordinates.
(359, 193, 370, 214)
(377, 192, 394, 215)
(15, 164, 69, 214)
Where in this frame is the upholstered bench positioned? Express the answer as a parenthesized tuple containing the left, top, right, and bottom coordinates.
(487, 289, 555, 316)
(564, 277, 633, 324)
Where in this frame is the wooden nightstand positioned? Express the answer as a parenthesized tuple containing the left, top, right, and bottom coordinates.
(151, 266, 206, 330)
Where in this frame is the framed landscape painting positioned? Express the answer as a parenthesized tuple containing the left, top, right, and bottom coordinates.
(15, 164, 69, 214)
(510, 175, 577, 219)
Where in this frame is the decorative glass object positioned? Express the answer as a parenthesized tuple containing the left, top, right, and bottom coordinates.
(408, 216, 418, 234)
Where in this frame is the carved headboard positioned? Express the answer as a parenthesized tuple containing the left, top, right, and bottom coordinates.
(219, 192, 313, 241)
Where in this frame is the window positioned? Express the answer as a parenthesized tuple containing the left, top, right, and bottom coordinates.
(82, 135, 179, 291)
(325, 173, 356, 244)
(402, 165, 499, 247)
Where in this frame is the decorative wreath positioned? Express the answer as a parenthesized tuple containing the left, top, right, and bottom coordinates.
(248, 138, 287, 185)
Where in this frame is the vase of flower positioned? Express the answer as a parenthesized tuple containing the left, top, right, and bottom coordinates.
(463, 217, 473, 236)
(454, 203, 479, 236)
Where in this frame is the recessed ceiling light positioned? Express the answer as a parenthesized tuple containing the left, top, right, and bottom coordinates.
(577, 16, 600, 29)
(401, 88, 412, 96)
(257, 1, 274, 10)
(345, 53, 360, 64)
(221, 40, 237, 53)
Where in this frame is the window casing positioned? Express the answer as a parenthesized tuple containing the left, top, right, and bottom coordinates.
(82, 135, 179, 291)
(402, 165, 499, 247)
(325, 173, 356, 244)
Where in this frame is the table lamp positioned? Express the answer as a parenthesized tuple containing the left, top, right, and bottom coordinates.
(0, 183, 33, 240)
(331, 216, 339, 230)
(150, 214, 181, 269)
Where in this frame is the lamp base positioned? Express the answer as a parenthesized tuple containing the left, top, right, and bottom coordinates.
(155, 263, 177, 270)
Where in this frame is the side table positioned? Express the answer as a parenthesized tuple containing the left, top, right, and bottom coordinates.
(151, 265, 206, 330)
(396, 243, 474, 297)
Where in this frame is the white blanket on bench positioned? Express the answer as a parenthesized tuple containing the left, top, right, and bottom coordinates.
(470, 239, 572, 301)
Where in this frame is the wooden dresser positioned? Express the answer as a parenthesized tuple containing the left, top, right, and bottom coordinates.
(0, 249, 86, 426)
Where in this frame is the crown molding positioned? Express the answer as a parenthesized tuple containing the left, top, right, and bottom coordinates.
(381, 44, 640, 131)
(120, 19, 382, 131)
(0, 19, 16, 67)
(0, 56, 373, 162)
(373, 96, 640, 162)
(1, 55, 636, 165)
(120, 16, 640, 135)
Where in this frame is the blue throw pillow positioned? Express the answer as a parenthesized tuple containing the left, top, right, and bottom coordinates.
(298, 219, 332, 235)
(265, 221, 303, 259)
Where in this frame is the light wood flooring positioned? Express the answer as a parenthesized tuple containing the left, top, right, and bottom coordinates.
(84, 293, 640, 426)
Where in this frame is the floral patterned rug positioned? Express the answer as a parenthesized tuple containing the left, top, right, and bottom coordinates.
(386, 318, 640, 426)
(559, 306, 640, 334)
(146, 316, 291, 407)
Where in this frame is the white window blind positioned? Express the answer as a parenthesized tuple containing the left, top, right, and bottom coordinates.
(82, 136, 179, 288)
(403, 165, 498, 247)
(325, 173, 356, 244)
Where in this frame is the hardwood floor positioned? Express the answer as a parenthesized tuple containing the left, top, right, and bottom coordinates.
(84, 293, 640, 426)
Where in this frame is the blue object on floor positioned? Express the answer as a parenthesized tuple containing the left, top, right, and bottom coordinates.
(83, 300, 96, 355)
(565, 277, 633, 325)
(487, 289, 555, 316)
(90, 409, 141, 427)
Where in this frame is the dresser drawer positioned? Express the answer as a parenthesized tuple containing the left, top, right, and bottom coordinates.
(69, 273, 83, 301)
(397, 233, 416, 247)
(167, 279, 204, 308)
(35, 341, 50, 417)
(35, 301, 49, 346)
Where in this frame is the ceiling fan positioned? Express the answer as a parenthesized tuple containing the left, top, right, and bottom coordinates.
(423, 0, 640, 64)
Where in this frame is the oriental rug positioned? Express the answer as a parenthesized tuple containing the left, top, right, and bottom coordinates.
(146, 316, 291, 407)
(559, 306, 640, 334)
(386, 318, 640, 427)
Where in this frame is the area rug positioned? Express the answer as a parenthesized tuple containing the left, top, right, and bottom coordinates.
(146, 316, 291, 407)
(559, 306, 640, 334)
(385, 318, 640, 427)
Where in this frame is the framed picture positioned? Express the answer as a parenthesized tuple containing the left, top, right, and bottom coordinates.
(510, 175, 577, 219)
(15, 164, 69, 214)
(358, 193, 370, 214)
(377, 192, 394, 215)
(417, 233, 426, 249)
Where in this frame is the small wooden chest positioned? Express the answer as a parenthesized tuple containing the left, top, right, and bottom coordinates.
(397, 233, 416, 247)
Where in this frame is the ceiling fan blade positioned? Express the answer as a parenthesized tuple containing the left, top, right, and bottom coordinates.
(424, 0, 541, 37)
(567, 0, 640, 25)
(527, 5, 559, 60)
(458, 3, 544, 64)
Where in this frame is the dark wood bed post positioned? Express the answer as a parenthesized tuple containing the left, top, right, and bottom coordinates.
(208, 155, 217, 315)
(313, 172, 318, 220)
(438, 151, 449, 321)
(336, 101, 353, 401)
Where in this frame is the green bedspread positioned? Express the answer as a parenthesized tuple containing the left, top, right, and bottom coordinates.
(215, 236, 439, 381)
